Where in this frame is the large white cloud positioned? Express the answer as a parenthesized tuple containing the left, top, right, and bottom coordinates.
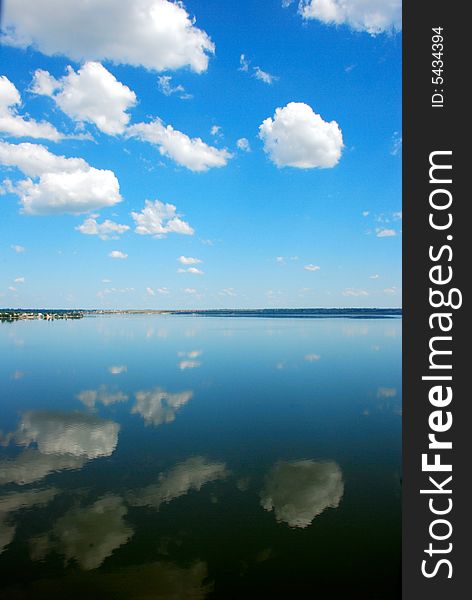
(31, 496, 133, 570)
(32, 63, 137, 135)
(261, 459, 344, 528)
(76, 217, 129, 240)
(132, 387, 193, 426)
(131, 200, 194, 237)
(3, 0, 215, 73)
(128, 456, 227, 509)
(0, 75, 62, 140)
(298, 0, 402, 34)
(127, 119, 232, 172)
(14, 410, 120, 459)
(0, 448, 86, 486)
(259, 102, 343, 168)
(0, 141, 121, 214)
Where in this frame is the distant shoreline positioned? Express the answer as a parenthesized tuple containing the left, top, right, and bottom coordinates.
(1, 307, 402, 322)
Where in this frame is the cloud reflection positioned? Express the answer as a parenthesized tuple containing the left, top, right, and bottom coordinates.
(128, 456, 227, 510)
(77, 385, 128, 408)
(261, 459, 344, 528)
(132, 388, 193, 426)
(0, 448, 86, 485)
(30, 495, 133, 570)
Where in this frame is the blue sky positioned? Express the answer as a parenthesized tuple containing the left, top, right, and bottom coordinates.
(0, 0, 401, 309)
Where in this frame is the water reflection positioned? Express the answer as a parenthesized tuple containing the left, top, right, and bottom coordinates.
(261, 460, 344, 528)
(13, 411, 120, 459)
(131, 388, 193, 426)
(0, 488, 58, 554)
(128, 456, 227, 510)
(77, 386, 128, 409)
(0, 448, 86, 485)
(30, 495, 133, 570)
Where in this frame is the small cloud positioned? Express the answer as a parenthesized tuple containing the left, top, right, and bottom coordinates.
(383, 287, 397, 295)
(178, 267, 203, 275)
(239, 54, 250, 72)
(146, 287, 156, 296)
(391, 131, 402, 156)
(304, 264, 320, 272)
(178, 360, 201, 370)
(236, 137, 251, 152)
(157, 287, 170, 295)
(362, 211, 370, 217)
(8, 286, 17, 292)
(184, 288, 197, 295)
(345, 64, 356, 73)
(253, 66, 278, 85)
(102, 278, 112, 283)
(369, 274, 380, 279)
(178, 256, 202, 265)
(376, 228, 396, 238)
(342, 288, 369, 297)
(276, 256, 285, 264)
(108, 250, 128, 259)
(14, 277, 25, 284)
(11, 244, 26, 253)
(304, 354, 321, 362)
(210, 125, 222, 137)
(108, 365, 127, 375)
(157, 75, 190, 99)
(76, 217, 129, 240)
(218, 288, 237, 297)
(393, 211, 402, 220)
(377, 387, 397, 398)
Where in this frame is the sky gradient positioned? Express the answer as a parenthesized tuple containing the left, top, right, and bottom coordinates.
(0, 0, 402, 309)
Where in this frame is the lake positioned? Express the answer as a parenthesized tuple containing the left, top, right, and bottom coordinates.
(0, 314, 401, 598)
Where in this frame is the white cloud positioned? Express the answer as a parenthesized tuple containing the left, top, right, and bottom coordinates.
(0, 76, 62, 141)
(108, 250, 128, 259)
(178, 256, 202, 265)
(31, 496, 133, 570)
(391, 131, 402, 156)
(3, 0, 215, 73)
(127, 119, 232, 172)
(253, 66, 278, 85)
(178, 360, 201, 370)
(239, 54, 250, 72)
(127, 456, 227, 509)
(393, 211, 402, 220)
(259, 102, 343, 168)
(178, 267, 203, 275)
(236, 137, 251, 152)
(362, 210, 370, 217)
(76, 217, 129, 240)
(184, 288, 197, 295)
(157, 75, 189, 98)
(210, 125, 222, 137)
(146, 287, 156, 297)
(0, 141, 121, 214)
(304, 353, 321, 362)
(218, 288, 237, 297)
(14, 276, 25, 284)
(131, 200, 194, 237)
(261, 460, 344, 528)
(383, 287, 397, 295)
(342, 288, 369, 297)
(108, 365, 127, 375)
(377, 387, 397, 398)
(13, 410, 120, 459)
(376, 228, 396, 238)
(298, 0, 402, 35)
(32, 62, 137, 135)
(132, 387, 193, 426)
(369, 274, 379, 279)
(304, 264, 320, 271)
(11, 244, 25, 253)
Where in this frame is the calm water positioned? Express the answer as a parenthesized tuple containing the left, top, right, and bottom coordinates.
(0, 315, 401, 599)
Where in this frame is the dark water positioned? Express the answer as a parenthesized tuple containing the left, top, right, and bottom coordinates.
(0, 315, 401, 599)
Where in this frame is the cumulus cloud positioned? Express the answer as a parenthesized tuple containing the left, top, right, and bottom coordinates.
(259, 102, 343, 168)
(178, 256, 202, 265)
(13, 410, 120, 459)
(236, 137, 251, 152)
(3, 0, 215, 73)
(127, 456, 227, 509)
(298, 0, 402, 35)
(76, 217, 129, 240)
(127, 119, 232, 171)
(32, 62, 136, 135)
(0, 141, 121, 214)
(31, 496, 133, 570)
(376, 228, 396, 238)
(304, 264, 320, 271)
(131, 200, 194, 237)
(132, 387, 193, 426)
(261, 459, 344, 528)
(108, 250, 128, 259)
(11, 244, 26, 253)
(0, 449, 86, 486)
(0, 76, 62, 140)
(77, 386, 128, 408)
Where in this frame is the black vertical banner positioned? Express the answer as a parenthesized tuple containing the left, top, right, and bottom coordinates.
(403, 1, 469, 598)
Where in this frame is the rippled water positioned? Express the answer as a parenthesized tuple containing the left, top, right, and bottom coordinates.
(0, 315, 401, 598)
